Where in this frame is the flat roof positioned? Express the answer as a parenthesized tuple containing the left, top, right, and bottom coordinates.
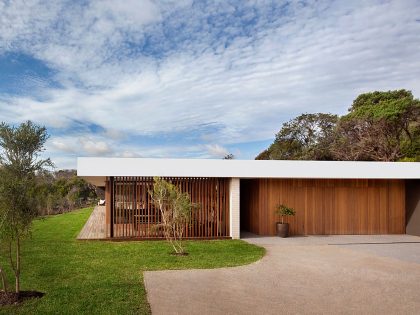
(77, 158, 420, 184)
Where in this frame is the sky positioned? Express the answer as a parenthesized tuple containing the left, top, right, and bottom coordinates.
(0, 0, 420, 169)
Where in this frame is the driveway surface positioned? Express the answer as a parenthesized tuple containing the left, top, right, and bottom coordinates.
(144, 234, 420, 315)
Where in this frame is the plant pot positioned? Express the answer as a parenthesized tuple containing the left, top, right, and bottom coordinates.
(276, 222, 289, 238)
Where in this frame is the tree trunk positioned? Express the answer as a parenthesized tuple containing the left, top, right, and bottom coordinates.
(15, 238, 20, 294)
(0, 266, 8, 293)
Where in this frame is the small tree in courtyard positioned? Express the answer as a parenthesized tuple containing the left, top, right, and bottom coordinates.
(0, 121, 52, 293)
(150, 177, 194, 255)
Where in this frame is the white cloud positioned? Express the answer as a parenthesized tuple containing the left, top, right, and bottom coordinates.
(204, 144, 229, 158)
(47, 134, 112, 156)
(0, 0, 162, 86)
(49, 140, 76, 153)
(119, 151, 141, 158)
(80, 139, 113, 155)
(1, 0, 420, 168)
(45, 133, 209, 169)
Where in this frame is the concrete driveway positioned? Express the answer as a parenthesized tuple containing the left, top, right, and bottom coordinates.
(144, 234, 420, 315)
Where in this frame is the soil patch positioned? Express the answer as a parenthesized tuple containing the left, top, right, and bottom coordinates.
(0, 290, 44, 306)
(170, 252, 189, 256)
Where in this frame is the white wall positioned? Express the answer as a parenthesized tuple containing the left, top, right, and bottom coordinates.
(229, 178, 240, 239)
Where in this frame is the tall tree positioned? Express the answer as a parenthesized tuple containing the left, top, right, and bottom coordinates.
(0, 121, 52, 293)
(331, 90, 420, 161)
(256, 113, 338, 160)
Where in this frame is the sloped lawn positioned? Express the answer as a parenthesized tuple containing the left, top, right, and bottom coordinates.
(0, 208, 264, 314)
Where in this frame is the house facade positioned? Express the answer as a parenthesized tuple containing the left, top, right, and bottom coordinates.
(77, 158, 420, 239)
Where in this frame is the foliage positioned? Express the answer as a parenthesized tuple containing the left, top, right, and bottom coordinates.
(255, 149, 270, 160)
(0, 121, 52, 293)
(331, 89, 420, 161)
(36, 170, 97, 215)
(150, 177, 195, 255)
(223, 153, 235, 159)
(275, 204, 296, 224)
(0, 208, 265, 314)
(256, 90, 420, 162)
(256, 113, 338, 160)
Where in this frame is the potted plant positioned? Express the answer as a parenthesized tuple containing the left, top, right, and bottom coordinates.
(275, 204, 296, 238)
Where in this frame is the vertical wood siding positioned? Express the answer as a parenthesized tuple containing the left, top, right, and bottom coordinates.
(105, 179, 112, 237)
(241, 178, 406, 235)
(108, 177, 230, 239)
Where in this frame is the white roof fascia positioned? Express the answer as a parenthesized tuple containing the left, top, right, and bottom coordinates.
(77, 157, 420, 179)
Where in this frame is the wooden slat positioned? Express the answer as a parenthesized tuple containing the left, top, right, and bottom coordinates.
(388, 180, 405, 234)
(109, 176, 230, 239)
(105, 179, 111, 237)
(241, 178, 406, 236)
(77, 206, 106, 239)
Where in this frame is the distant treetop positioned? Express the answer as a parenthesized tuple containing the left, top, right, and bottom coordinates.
(256, 89, 420, 162)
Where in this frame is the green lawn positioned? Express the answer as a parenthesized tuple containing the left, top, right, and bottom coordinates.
(0, 207, 264, 314)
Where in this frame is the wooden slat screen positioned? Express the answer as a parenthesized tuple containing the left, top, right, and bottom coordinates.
(110, 177, 230, 239)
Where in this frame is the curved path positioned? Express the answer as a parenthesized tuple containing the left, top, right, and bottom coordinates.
(144, 234, 420, 315)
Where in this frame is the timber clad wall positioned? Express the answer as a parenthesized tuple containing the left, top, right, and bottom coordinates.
(106, 177, 230, 239)
(241, 179, 406, 236)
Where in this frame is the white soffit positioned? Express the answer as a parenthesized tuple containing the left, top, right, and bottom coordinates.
(77, 157, 420, 179)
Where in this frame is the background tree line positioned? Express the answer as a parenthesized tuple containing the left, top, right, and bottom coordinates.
(36, 169, 98, 216)
(256, 90, 420, 162)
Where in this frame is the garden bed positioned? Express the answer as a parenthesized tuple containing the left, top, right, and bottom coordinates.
(0, 291, 44, 306)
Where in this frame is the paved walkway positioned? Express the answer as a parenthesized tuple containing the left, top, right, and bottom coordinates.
(144, 234, 420, 315)
(77, 206, 106, 239)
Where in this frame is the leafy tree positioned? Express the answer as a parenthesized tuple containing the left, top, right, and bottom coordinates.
(255, 149, 270, 160)
(332, 90, 420, 161)
(0, 121, 52, 293)
(223, 153, 234, 159)
(401, 126, 420, 161)
(36, 170, 97, 215)
(150, 177, 194, 255)
(256, 90, 420, 162)
(256, 113, 338, 160)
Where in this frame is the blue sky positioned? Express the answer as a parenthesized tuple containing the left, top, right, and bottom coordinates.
(1, 0, 420, 169)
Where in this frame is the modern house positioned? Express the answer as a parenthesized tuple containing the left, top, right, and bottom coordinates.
(77, 158, 420, 239)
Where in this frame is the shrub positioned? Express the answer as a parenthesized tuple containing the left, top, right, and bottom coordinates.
(275, 204, 296, 224)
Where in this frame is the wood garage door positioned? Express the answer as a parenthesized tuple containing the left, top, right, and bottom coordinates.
(241, 179, 405, 236)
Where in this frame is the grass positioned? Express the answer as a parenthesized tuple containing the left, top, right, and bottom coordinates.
(0, 207, 264, 314)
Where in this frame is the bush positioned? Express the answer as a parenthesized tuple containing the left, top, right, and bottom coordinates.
(275, 204, 296, 224)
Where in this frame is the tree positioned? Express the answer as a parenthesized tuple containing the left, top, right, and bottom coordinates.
(36, 170, 97, 215)
(256, 90, 420, 162)
(331, 90, 420, 161)
(150, 177, 194, 255)
(255, 149, 270, 160)
(223, 153, 234, 160)
(256, 113, 338, 160)
(0, 121, 52, 293)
